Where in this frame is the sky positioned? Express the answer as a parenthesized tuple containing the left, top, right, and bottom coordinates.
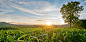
(0, 0, 86, 25)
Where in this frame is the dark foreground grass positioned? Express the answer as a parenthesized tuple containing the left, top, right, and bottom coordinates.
(0, 28, 86, 42)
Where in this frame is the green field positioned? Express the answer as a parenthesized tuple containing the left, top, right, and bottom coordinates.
(0, 28, 86, 42)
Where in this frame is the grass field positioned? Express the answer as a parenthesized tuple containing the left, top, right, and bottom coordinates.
(0, 27, 86, 42)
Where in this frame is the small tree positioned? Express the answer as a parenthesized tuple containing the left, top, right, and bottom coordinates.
(60, 1, 84, 28)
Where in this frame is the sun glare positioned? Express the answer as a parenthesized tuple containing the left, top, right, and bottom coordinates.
(46, 22, 52, 25)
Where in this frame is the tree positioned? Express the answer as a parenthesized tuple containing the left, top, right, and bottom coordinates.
(60, 1, 84, 28)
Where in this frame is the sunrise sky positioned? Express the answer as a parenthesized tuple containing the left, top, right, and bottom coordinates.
(0, 0, 86, 25)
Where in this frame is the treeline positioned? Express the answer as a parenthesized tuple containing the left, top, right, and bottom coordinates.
(73, 19, 86, 29)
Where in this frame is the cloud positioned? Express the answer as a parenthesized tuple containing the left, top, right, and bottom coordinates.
(0, 9, 13, 12)
(9, 22, 46, 25)
(16, 1, 51, 7)
(32, 6, 59, 13)
(10, 3, 44, 15)
(0, 12, 37, 22)
(82, 13, 86, 14)
(0, 12, 8, 14)
(0, 0, 60, 18)
(81, 0, 86, 4)
(79, 12, 86, 15)
(0, 0, 63, 25)
(8, 22, 34, 25)
(36, 20, 45, 21)
(7, 1, 60, 16)
(0, 0, 12, 9)
(10, 2, 59, 17)
(85, 6, 86, 7)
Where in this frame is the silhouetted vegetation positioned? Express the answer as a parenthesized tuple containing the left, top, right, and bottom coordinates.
(80, 19, 86, 29)
(73, 19, 86, 29)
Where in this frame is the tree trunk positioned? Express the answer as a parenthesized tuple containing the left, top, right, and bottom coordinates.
(70, 22, 71, 28)
(70, 13, 71, 28)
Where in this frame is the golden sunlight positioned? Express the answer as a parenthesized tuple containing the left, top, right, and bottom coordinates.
(46, 22, 52, 25)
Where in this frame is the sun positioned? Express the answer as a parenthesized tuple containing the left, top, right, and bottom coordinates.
(46, 22, 52, 25)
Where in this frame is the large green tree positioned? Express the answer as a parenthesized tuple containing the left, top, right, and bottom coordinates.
(60, 1, 84, 28)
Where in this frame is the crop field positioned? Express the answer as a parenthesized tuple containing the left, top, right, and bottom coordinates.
(0, 28, 86, 42)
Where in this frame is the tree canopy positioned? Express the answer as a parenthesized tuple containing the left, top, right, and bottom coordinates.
(60, 1, 84, 28)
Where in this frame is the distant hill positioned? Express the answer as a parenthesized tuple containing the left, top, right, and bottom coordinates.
(0, 22, 15, 27)
(0, 22, 69, 28)
(57, 24, 70, 27)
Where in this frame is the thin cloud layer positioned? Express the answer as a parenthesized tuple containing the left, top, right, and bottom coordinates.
(81, 0, 86, 4)
(36, 20, 45, 21)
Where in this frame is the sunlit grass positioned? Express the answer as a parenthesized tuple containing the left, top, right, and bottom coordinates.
(0, 28, 86, 42)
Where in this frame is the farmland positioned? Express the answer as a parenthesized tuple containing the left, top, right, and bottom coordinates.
(0, 28, 86, 42)
(0, 0, 86, 42)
